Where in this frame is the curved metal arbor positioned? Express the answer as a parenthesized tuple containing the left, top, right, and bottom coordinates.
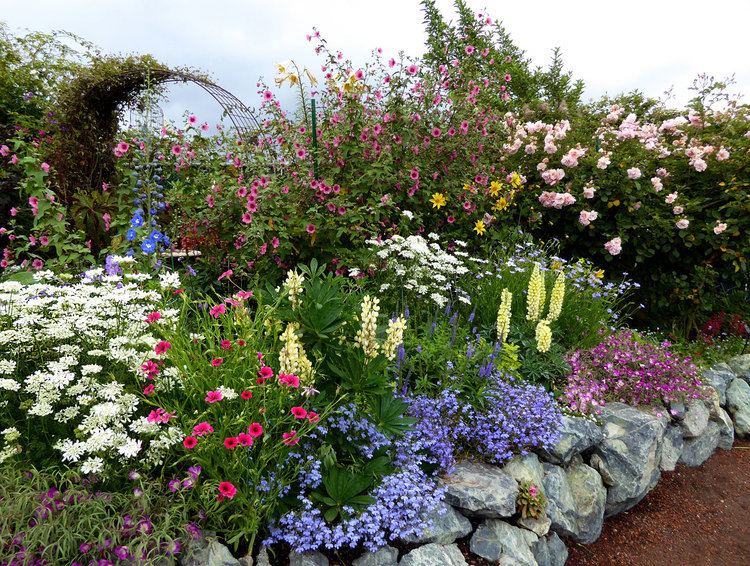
(105, 68, 261, 139)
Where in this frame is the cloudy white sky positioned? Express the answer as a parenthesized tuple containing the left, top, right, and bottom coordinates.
(4, 0, 749, 126)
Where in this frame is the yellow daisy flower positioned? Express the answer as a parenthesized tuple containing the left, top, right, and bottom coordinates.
(430, 193, 447, 209)
(474, 220, 486, 235)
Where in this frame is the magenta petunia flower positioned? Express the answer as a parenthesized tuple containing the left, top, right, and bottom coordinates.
(306, 224, 316, 235)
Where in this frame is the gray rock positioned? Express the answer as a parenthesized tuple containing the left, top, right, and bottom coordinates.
(668, 401, 686, 420)
(289, 551, 328, 566)
(589, 403, 668, 516)
(503, 453, 545, 489)
(728, 354, 750, 383)
(517, 513, 552, 536)
(538, 415, 603, 465)
(532, 532, 569, 566)
(542, 458, 606, 544)
(241, 549, 270, 566)
(181, 539, 240, 566)
(714, 407, 735, 450)
(469, 520, 537, 565)
(441, 461, 518, 518)
(402, 502, 472, 545)
(680, 400, 709, 438)
(679, 421, 720, 466)
(398, 544, 467, 566)
(353, 546, 398, 566)
(701, 363, 736, 404)
(726, 378, 750, 438)
(660, 424, 684, 472)
(702, 386, 723, 420)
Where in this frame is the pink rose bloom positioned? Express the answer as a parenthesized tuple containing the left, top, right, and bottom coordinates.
(651, 177, 663, 192)
(691, 158, 707, 172)
(579, 210, 598, 226)
(716, 147, 730, 161)
(672, 206, 684, 215)
(540, 168, 565, 186)
(675, 219, 690, 230)
(626, 167, 641, 180)
(604, 237, 622, 256)
(596, 156, 610, 169)
(583, 186, 596, 199)
(713, 222, 727, 235)
(0, 145, 9, 157)
(665, 192, 678, 204)
(40, 162, 50, 173)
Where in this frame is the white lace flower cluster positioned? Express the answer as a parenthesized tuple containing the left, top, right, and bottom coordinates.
(365, 233, 476, 308)
(0, 268, 178, 474)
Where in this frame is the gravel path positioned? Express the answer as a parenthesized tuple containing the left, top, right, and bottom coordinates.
(567, 440, 750, 566)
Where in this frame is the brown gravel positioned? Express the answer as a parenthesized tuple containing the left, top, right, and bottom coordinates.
(567, 440, 750, 566)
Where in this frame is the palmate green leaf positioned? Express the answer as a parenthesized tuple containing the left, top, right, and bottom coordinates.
(368, 393, 417, 436)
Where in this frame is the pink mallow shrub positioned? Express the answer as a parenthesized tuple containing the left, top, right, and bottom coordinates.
(564, 331, 703, 414)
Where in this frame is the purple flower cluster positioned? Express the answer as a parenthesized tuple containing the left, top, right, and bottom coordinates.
(264, 464, 444, 553)
(404, 371, 562, 471)
(564, 330, 703, 413)
(326, 404, 391, 458)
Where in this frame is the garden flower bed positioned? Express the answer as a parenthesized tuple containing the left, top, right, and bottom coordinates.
(1, 2, 749, 565)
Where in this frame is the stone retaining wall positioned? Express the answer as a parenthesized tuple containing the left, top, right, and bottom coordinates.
(188, 354, 750, 566)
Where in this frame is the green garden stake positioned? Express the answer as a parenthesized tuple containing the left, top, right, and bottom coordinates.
(311, 97, 319, 179)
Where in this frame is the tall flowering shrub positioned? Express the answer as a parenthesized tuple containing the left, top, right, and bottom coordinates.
(564, 330, 703, 414)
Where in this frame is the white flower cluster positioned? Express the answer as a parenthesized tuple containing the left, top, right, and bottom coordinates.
(0, 271, 177, 474)
(366, 233, 475, 308)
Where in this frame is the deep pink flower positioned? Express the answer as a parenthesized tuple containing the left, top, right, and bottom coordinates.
(237, 432, 253, 446)
(183, 436, 197, 449)
(145, 311, 161, 324)
(282, 431, 299, 446)
(291, 406, 308, 419)
(211, 358, 224, 367)
(248, 422, 264, 437)
(143, 384, 155, 396)
(193, 421, 214, 436)
(218, 481, 237, 500)
(306, 224, 316, 235)
(205, 390, 223, 403)
(210, 304, 226, 318)
(224, 437, 239, 450)
(154, 341, 171, 355)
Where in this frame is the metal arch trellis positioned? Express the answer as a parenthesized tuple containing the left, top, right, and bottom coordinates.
(155, 69, 262, 139)
(88, 67, 262, 140)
